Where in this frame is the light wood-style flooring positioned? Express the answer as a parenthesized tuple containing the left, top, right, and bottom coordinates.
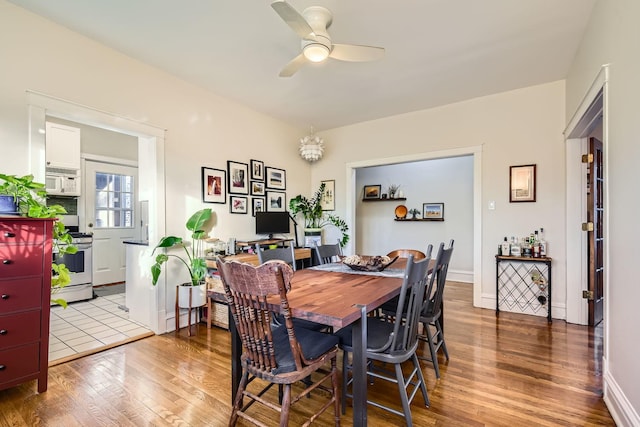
(0, 282, 613, 426)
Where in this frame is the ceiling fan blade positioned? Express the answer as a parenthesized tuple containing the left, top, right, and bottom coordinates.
(279, 53, 307, 77)
(271, 1, 314, 39)
(330, 44, 385, 62)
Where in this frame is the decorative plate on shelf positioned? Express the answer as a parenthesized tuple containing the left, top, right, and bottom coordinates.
(394, 205, 407, 219)
(342, 255, 399, 272)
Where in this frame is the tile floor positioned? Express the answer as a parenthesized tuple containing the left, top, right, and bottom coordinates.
(49, 292, 153, 364)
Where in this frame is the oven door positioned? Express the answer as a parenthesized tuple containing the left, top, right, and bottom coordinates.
(53, 243, 92, 286)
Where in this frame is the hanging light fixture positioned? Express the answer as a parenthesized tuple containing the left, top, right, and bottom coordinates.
(299, 126, 324, 162)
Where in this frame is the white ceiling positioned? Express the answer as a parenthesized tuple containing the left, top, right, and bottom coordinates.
(10, 0, 596, 131)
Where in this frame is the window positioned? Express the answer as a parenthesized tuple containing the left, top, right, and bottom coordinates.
(94, 172, 134, 228)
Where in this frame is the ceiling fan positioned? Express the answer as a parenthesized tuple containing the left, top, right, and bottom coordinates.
(271, 0, 385, 77)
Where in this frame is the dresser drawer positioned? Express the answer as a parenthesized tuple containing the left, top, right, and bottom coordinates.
(0, 311, 41, 348)
(0, 343, 39, 387)
(0, 245, 43, 279)
(0, 278, 42, 313)
(0, 222, 45, 245)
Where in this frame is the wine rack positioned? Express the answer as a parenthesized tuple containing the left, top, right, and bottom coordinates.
(495, 255, 552, 323)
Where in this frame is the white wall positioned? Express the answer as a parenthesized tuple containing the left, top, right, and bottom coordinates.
(355, 156, 473, 279)
(315, 81, 566, 315)
(566, 0, 640, 423)
(0, 1, 309, 332)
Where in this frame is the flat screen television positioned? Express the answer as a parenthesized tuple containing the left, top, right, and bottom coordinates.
(255, 211, 290, 239)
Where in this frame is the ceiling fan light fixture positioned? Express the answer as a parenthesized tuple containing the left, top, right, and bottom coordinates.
(303, 43, 330, 62)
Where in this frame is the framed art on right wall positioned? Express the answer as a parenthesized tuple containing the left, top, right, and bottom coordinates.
(423, 203, 444, 221)
(510, 164, 536, 202)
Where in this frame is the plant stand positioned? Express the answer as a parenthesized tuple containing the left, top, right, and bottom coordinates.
(175, 285, 205, 336)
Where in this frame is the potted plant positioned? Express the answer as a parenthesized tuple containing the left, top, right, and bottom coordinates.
(0, 173, 76, 307)
(408, 208, 421, 219)
(151, 208, 212, 308)
(288, 182, 349, 247)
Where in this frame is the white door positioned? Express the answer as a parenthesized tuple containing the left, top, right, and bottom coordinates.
(85, 161, 138, 286)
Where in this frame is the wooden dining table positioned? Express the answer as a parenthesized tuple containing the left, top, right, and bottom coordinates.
(214, 261, 410, 426)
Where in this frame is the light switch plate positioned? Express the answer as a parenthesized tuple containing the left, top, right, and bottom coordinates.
(488, 200, 496, 210)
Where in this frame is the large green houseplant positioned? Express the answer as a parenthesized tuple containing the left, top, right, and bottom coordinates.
(151, 208, 212, 285)
(0, 173, 76, 307)
(289, 182, 349, 247)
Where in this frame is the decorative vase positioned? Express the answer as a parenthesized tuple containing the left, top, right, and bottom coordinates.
(177, 283, 207, 308)
(0, 195, 18, 214)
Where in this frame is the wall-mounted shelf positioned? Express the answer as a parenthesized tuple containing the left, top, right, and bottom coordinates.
(362, 197, 406, 202)
(394, 218, 444, 222)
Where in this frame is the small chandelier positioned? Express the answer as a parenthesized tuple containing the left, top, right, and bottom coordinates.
(299, 126, 324, 163)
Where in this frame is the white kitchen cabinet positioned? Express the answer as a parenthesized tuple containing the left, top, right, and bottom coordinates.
(45, 122, 81, 170)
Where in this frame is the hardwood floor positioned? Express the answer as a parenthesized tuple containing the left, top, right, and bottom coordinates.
(0, 282, 613, 426)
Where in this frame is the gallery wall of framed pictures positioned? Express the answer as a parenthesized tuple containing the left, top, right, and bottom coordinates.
(203, 160, 288, 218)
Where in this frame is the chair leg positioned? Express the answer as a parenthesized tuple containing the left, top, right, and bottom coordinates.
(279, 384, 292, 427)
(341, 350, 349, 414)
(229, 370, 249, 426)
(424, 322, 441, 379)
(412, 353, 430, 407)
(435, 319, 449, 360)
(394, 362, 413, 427)
(330, 356, 341, 426)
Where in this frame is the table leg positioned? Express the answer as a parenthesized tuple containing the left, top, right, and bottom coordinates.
(352, 304, 368, 426)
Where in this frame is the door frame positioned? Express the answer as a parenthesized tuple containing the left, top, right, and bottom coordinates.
(564, 65, 609, 326)
(345, 145, 483, 308)
(26, 90, 167, 334)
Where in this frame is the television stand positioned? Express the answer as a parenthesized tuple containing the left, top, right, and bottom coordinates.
(236, 238, 294, 249)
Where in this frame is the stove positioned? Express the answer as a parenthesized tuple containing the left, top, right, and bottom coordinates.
(52, 219, 94, 304)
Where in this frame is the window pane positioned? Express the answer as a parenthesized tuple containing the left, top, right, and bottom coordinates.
(94, 172, 135, 229)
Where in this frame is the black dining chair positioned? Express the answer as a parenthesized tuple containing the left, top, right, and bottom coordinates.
(217, 258, 340, 426)
(417, 239, 454, 379)
(335, 248, 433, 426)
(256, 243, 296, 270)
(313, 240, 342, 265)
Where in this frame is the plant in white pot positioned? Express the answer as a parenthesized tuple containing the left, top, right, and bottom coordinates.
(151, 208, 212, 308)
(289, 182, 349, 247)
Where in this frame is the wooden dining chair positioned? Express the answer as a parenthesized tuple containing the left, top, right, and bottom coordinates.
(417, 239, 454, 379)
(335, 248, 433, 426)
(217, 257, 341, 427)
(313, 240, 342, 265)
(386, 248, 427, 260)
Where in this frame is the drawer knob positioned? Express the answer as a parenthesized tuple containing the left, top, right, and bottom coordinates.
(3, 232, 16, 238)
(0, 365, 5, 371)
(0, 330, 6, 335)
(1, 294, 8, 300)
(2, 259, 11, 265)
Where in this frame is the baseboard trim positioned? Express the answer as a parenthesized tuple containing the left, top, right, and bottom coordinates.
(447, 269, 472, 283)
(604, 365, 640, 427)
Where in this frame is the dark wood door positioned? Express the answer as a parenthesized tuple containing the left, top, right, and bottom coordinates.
(587, 137, 604, 326)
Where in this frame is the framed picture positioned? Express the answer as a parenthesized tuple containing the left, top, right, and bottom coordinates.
(227, 160, 249, 194)
(250, 159, 264, 181)
(320, 179, 335, 211)
(423, 203, 444, 221)
(250, 180, 265, 196)
(265, 167, 286, 190)
(252, 197, 265, 216)
(201, 167, 226, 204)
(510, 164, 536, 202)
(363, 184, 381, 200)
(266, 190, 286, 212)
(229, 196, 248, 214)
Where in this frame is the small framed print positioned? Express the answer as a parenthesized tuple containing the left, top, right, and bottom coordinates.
(230, 196, 248, 214)
(265, 167, 286, 190)
(320, 179, 335, 211)
(227, 160, 249, 194)
(250, 159, 264, 181)
(510, 164, 536, 202)
(202, 167, 226, 204)
(266, 191, 286, 212)
(252, 197, 265, 217)
(363, 184, 381, 200)
(251, 180, 265, 196)
(423, 203, 444, 221)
